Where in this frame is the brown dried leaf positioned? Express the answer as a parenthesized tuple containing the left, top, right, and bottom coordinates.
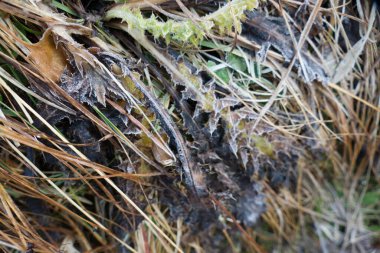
(24, 30, 67, 82)
(152, 142, 175, 166)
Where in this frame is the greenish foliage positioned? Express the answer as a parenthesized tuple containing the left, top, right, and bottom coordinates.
(362, 190, 380, 207)
(105, 0, 258, 45)
(226, 53, 247, 73)
(207, 60, 230, 83)
(51, 0, 79, 16)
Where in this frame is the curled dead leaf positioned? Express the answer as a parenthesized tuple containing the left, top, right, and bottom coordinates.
(152, 142, 176, 166)
(24, 29, 67, 82)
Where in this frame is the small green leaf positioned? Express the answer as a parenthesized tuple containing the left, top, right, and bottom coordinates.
(207, 61, 230, 83)
(51, 0, 79, 17)
(227, 53, 247, 72)
(362, 191, 380, 207)
(368, 225, 380, 232)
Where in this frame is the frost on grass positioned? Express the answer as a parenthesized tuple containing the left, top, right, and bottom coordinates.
(242, 11, 329, 84)
(0, 0, 377, 252)
(60, 52, 131, 106)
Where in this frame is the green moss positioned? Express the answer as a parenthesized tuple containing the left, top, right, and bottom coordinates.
(252, 136, 274, 158)
(105, 0, 258, 45)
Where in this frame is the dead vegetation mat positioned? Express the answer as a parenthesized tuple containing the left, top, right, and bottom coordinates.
(0, 0, 379, 252)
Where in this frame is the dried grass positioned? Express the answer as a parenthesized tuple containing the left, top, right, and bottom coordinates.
(0, 0, 378, 252)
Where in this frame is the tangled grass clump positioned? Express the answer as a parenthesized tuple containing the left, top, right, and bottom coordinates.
(0, 0, 379, 252)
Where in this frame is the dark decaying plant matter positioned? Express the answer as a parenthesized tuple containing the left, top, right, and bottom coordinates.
(0, 0, 379, 252)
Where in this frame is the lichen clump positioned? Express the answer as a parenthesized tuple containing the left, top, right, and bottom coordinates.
(105, 0, 258, 45)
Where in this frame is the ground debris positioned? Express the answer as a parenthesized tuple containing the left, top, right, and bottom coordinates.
(60, 53, 131, 106)
(242, 11, 329, 84)
(0, 0, 378, 252)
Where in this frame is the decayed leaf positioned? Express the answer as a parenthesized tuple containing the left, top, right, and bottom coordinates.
(60, 52, 130, 106)
(236, 184, 266, 226)
(24, 29, 67, 82)
(152, 142, 175, 166)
